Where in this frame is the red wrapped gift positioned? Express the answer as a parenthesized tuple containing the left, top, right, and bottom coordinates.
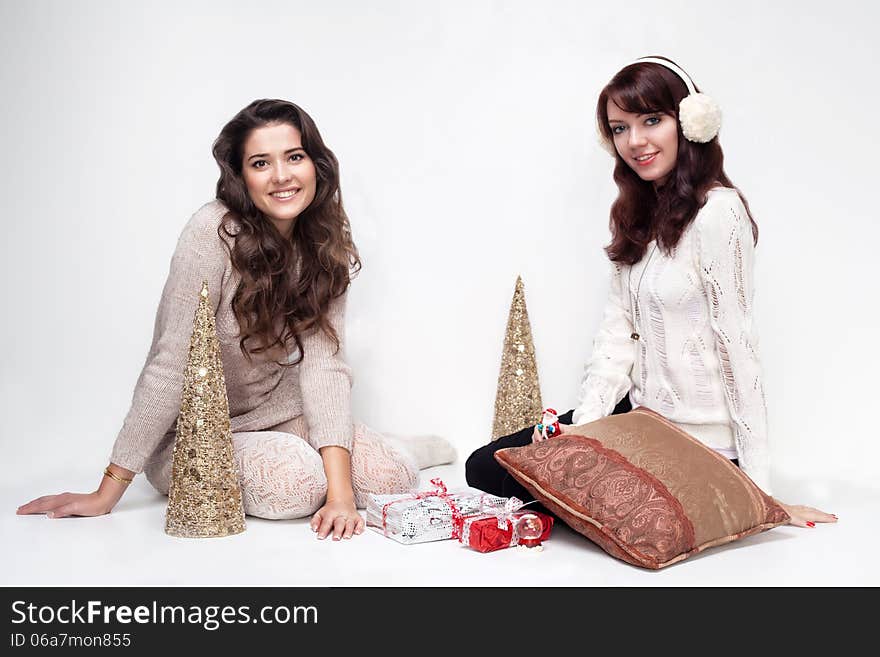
(455, 498, 553, 553)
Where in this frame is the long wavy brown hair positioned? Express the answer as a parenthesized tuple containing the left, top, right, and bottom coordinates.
(212, 99, 361, 362)
(596, 56, 758, 265)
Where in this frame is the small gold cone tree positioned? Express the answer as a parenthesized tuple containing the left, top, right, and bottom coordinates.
(165, 281, 246, 538)
(491, 276, 543, 440)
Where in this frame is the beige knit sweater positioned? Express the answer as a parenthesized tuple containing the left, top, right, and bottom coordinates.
(110, 201, 354, 473)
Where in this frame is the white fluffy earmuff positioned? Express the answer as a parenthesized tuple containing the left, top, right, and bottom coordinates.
(634, 56, 722, 143)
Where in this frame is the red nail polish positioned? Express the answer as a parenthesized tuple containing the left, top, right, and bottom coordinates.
(806, 521, 815, 527)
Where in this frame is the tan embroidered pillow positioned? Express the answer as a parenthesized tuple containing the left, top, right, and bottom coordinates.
(494, 407, 789, 569)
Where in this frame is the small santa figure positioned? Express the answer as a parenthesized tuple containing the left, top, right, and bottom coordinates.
(534, 408, 561, 442)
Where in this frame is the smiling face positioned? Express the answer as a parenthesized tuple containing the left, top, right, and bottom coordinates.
(241, 122, 317, 236)
(606, 98, 679, 186)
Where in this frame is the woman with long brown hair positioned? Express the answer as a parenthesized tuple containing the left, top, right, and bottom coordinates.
(18, 99, 454, 540)
(466, 57, 834, 529)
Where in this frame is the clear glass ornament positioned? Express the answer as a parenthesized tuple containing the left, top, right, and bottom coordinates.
(515, 512, 544, 550)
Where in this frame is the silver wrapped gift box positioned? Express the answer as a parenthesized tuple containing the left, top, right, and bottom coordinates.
(366, 479, 507, 545)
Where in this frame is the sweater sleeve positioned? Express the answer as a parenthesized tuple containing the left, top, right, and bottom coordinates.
(695, 192, 772, 493)
(298, 290, 354, 451)
(572, 262, 637, 425)
(110, 203, 229, 473)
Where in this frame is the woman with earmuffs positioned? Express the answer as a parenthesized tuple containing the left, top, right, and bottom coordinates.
(465, 56, 836, 529)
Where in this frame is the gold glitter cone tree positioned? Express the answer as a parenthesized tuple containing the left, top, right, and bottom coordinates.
(165, 281, 245, 538)
(491, 276, 543, 440)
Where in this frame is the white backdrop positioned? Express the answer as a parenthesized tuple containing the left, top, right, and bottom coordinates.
(1, 0, 877, 492)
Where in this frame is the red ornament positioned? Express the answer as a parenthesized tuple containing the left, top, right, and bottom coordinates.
(535, 407, 561, 442)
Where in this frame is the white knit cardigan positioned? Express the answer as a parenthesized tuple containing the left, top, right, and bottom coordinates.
(572, 188, 772, 493)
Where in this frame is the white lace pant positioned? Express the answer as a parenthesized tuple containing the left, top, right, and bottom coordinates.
(144, 418, 419, 520)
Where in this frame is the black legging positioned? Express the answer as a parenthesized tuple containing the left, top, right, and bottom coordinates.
(465, 397, 738, 516)
(463, 398, 627, 512)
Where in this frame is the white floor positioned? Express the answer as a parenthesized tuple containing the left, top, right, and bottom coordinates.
(3, 462, 878, 587)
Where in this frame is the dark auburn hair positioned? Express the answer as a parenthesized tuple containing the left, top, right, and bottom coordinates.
(212, 99, 361, 362)
(596, 56, 757, 265)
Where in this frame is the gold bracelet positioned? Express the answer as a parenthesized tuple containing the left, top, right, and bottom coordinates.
(104, 467, 133, 485)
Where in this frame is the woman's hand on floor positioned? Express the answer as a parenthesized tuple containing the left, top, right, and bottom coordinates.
(310, 497, 364, 541)
(774, 500, 838, 528)
(17, 490, 117, 518)
(17, 465, 131, 518)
